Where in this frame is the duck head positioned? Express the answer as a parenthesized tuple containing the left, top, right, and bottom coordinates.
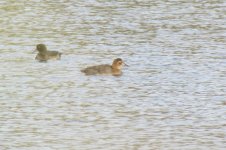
(36, 44, 47, 54)
(112, 58, 127, 70)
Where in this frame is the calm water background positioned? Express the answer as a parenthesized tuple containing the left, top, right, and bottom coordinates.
(0, 0, 226, 149)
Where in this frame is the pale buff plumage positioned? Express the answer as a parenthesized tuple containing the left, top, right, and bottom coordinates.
(81, 58, 126, 76)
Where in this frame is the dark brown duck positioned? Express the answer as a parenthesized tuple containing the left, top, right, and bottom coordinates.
(34, 44, 62, 61)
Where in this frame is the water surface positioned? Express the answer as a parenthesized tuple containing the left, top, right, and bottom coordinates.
(0, 0, 226, 149)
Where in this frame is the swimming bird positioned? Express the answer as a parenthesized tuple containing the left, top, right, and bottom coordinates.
(34, 44, 62, 61)
(81, 58, 127, 76)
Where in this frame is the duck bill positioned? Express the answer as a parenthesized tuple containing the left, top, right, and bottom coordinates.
(123, 62, 129, 67)
(32, 49, 37, 53)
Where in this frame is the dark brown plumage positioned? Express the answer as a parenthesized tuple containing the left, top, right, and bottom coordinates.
(35, 44, 62, 62)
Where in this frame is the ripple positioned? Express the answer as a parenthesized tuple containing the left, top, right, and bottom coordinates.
(0, 0, 226, 149)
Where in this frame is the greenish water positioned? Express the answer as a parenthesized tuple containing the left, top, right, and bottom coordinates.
(0, 0, 226, 149)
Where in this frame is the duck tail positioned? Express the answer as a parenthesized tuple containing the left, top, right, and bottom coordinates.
(58, 52, 62, 59)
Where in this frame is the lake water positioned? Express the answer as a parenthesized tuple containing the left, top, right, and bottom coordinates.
(0, 0, 226, 149)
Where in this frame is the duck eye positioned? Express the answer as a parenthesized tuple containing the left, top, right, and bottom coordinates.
(118, 61, 122, 65)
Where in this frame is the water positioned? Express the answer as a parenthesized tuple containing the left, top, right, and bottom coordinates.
(0, 0, 226, 149)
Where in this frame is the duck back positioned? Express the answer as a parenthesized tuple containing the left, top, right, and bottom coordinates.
(46, 51, 61, 60)
(81, 64, 112, 75)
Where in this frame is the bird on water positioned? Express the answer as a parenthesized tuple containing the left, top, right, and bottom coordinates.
(81, 58, 127, 76)
(34, 44, 62, 62)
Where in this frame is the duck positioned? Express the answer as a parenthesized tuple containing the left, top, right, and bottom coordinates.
(81, 58, 127, 76)
(34, 44, 62, 61)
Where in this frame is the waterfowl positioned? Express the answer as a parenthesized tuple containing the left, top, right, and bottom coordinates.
(81, 58, 126, 76)
(34, 44, 62, 61)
